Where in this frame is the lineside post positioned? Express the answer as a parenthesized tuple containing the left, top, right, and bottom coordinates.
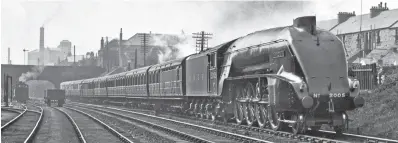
(3, 74, 8, 107)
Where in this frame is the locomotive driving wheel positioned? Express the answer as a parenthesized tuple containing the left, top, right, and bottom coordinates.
(234, 85, 244, 125)
(208, 102, 217, 121)
(291, 113, 306, 134)
(255, 103, 268, 128)
(244, 82, 256, 126)
(268, 105, 288, 131)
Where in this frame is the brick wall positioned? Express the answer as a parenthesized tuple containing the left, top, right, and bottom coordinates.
(338, 27, 398, 59)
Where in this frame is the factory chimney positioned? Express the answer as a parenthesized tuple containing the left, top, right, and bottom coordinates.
(74, 45, 76, 66)
(40, 27, 45, 65)
(119, 28, 123, 67)
(100, 37, 104, 49)
(8, 47, 11, 64)
(40, 27, 44, 51)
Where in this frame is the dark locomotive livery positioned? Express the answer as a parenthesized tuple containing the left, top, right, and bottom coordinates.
(61, 16, 365, 134)
(44, 89, 66, 107)
(13, 82, 29, 104)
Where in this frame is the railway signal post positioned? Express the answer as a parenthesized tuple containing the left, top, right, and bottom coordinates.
(3, 74, 12, 107)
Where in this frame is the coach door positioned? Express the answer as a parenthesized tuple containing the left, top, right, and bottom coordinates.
(208, 52, 217, 95)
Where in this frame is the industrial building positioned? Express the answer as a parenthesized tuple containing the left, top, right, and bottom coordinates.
(28, 27, 74, 66)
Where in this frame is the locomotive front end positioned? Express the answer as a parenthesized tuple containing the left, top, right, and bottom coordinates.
(287, 16, 365, 134)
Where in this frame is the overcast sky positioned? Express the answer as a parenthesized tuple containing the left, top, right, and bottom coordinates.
(2, 0, 398, 65)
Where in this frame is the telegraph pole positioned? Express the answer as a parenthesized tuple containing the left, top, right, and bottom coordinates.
(139, 33, 150, 66)
(192, 31, 213, 53)
(23, 49, 29, 65)
(74, 45, 76, 66)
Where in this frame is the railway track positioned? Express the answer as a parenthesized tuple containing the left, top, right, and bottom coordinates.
(66, 103, 283, 143)
(1, 106, 27, 129)
(1, 105, 44, 143)
(317, 130, 398, 143)
(52, 107, 87, 143)
(70, 102, 398, 143)
(56, 107, 134, 143)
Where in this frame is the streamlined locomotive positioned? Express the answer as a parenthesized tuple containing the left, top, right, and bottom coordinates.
(61, 16, 364, 135)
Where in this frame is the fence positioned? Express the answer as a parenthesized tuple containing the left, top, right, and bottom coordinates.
(348, 63, 398, 90)
(348, 63, 378, 90)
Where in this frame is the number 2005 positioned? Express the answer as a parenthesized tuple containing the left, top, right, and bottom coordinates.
(329, 93, 346, 98)
(313, 93, 346, 98)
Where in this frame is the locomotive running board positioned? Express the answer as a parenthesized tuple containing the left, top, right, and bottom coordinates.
(225, 73, 301, 83)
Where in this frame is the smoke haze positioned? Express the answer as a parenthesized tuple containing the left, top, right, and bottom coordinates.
(19, 66, 44, 82)
(151, 34, 195, 63)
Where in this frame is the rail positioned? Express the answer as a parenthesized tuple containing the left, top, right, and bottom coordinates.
(68, 103, 273, 143)
(53, 107, 87, 143)
(1, 105, 28, 130)
(320, 130, 398, 143)
(24, 105, 44, 143)
(63, 106, 134, 143)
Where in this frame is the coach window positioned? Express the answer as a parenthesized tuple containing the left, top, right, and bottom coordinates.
(157, 70, 160, 83)
(128, 76, 131, 86)
(144, 74, 147, 84)
(131, 75, 134, 85)
(138, 74, 141, 85)
(135, 75, 137, 85)
(150, 72, 153, 84)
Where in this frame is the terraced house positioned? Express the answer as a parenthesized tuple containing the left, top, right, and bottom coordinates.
(317, 2, 398, 66)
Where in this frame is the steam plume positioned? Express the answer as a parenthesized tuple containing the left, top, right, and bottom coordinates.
(19, 66, 45, 82)
(42, 3, 63, 26)
(151, 34, 195, 63)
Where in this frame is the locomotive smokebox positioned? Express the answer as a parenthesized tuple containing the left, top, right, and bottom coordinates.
(293, 16, 316, 35)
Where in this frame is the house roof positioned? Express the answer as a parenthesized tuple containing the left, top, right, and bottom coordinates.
(330, 8, 398, 35)
(317, 19, 338, 31)
(391, 21, 398, 28)
(354, 49, 398, 65)
(366, 49, 390, 59)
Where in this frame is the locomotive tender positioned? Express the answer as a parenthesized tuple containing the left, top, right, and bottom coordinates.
(61, 16, 364, 134)
(14, 82, 29, 104)
(44, 89, 66, 107)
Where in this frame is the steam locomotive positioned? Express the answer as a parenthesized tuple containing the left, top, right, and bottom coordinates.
(14, 82, 29, 104)
(61, 16, 365, 135)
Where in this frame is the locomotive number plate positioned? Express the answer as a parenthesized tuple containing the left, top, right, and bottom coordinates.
(312, 93, 347, 98)
(329, 93, 346, 98)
